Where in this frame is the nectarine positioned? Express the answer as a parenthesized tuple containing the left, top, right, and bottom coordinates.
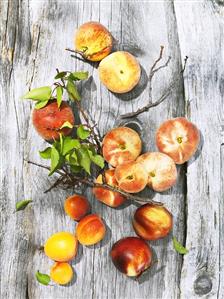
(76, 214, 106, 246)
(50, 262, 73, 285)
(44, 232, 78, 262)
(137, 152, 177, 192)
(99, 51, 141, 93)
(156, 117, 200, 164)
(74, 21, 113, 61)
(102, 127, 142, 167)
(133, 204, 173, 240)
(32, 100, 74, 141)
(115, 161, 148, 193)
(64, 194, 90, 221)
(93, 169, 126, 207)
(111, 237, 152, 277)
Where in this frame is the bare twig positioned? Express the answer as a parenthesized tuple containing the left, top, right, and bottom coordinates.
(121, 47, 188, 119)
(27, 160, 162, 206)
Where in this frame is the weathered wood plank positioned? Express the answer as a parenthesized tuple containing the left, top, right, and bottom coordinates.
(1, 0, 223, 298)
(175, 1, 224, 298)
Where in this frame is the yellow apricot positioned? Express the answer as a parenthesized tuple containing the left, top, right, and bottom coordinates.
(44, 232, 78, 262)
(50, 262, 73, 285)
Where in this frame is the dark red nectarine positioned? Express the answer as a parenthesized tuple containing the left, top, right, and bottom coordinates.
(32, 100, 74, 141)
(111, 237, 152, 277)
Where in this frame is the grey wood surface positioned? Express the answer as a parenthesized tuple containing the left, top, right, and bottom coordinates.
(0, 1, 223, 298)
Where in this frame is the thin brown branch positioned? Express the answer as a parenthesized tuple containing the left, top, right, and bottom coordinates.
(121, 47, 188, 119)
(44, 176, 65, 194)
(120, 84, 172, 119)
(76, 101, 102, 151)
(28, 160, 162, 206)
(150, 45, 165, 74)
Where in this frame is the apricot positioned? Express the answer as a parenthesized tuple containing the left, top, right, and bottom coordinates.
(74, 21, 113, 61)
(99, 51, 141, 93)
(44, 232, 78, 262)
(102, 127, 142, 167)
(133, 203, 173, 240)
(93, 169, 126, 207)
(50, 262, 73, 285)
(156, 117, 200, 164)
(32, 100, 74, 141)
(115, 161, 148, 193)
(111, 237, 152, 277)
(76, 214, 106, 246)
(64, 194, 90, 221)
(137, 152, 177, 192)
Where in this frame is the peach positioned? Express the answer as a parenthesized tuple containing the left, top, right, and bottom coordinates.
(50, 262, 73, 285)
(156, 117, 200, 164)
(133, 203, 173, 240)
(64, 194, 90, 221)
(102, 127, 142, 167)
(137, 152, 177, 192)
(76, 214, 106, 246)
(32, 100, 74, 141)
(74, 21, 113, 61)
(44, 232, 78, 262)
(115, 161, 148, 193)
(93, 169, 126, 207)
(111, 237, 152, 277)
(99, 51, 141, 93)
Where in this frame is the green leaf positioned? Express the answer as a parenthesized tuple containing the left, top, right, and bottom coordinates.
(16, 199, 32, 212)
(22, 86, 51, 101)
(39, 147, 52, 159)
(56, 86, 63, 108)
(69, 71, 88, 81)
(55, 71, 67, 79)
(88, 151, 104, 169)
(66, 151, 78, 165)
(49, 145, 60, 176)
(66, 79, 81, 101)
(173, 237, 188, 255)
(77, 125, 90, 140)
(78, 147, 91, 174)
(35, 271, 50, 286)
(62, 137, 80, 156)
(35, 100, 49, 109)
(60, 121, 73, 129)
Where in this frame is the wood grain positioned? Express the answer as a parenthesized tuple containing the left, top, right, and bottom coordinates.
(0, 0, 223, 298)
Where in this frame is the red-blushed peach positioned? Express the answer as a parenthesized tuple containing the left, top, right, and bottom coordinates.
(156, 117, 200, 164)
(32, 100, 74, 141)
(137, 152, 177, 192)
(93, 169, 126, 207)
(133, 203, 173, 241)
(110, 237, 152, 277)
(74, 22, 113, 61)
(99, 51, 141, 93)
(102, 127, 142, 167)
(64, 194, 90, 221)
(50, 262, 73, 285)
(115, 161, 148, 193)
(75, 214, 106, 246)
(44, 232, 78, 262)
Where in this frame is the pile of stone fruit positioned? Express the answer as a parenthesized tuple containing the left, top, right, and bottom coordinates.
(23, 22, 200, 285)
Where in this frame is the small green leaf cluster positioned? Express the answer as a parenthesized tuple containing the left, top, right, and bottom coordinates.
(22, 71, 88, 109)
(39, 125, 104, 176)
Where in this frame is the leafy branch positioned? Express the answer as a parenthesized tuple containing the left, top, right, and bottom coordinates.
(23, 70, 162, 206)
(25, 160, 162, 206)
(120, 46, 188, 119)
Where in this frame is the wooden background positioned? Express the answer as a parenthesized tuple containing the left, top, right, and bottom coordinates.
(0, 0, 223, 298)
